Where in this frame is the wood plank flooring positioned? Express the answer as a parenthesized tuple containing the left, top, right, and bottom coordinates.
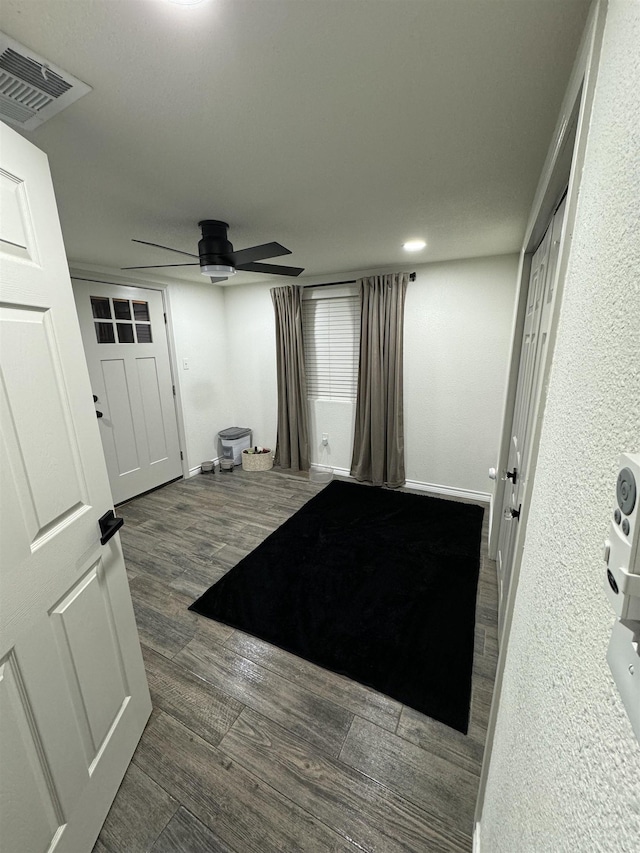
(94, 470, 498, 853)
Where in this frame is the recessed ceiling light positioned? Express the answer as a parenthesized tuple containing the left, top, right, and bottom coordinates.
(403, 239, 426, 252)
(169, 0, 205, 6)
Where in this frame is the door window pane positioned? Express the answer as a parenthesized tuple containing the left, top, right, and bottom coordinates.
(91, 297, 111, 319)
(113, 299, 131, 320)
(95, 322, 115, 343)
(117, 323, 135, 343)
(93, 298, 154, 345)
(136, 324, 153, 343)
(132, 301, 150, 321)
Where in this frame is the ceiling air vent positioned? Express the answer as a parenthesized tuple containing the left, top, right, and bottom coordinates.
(0, 32, 91, 130)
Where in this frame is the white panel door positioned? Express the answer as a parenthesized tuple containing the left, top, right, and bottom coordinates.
(73, 281, 182, 504)
(0, 122, 151, 852)
(497, 196, 567, 635)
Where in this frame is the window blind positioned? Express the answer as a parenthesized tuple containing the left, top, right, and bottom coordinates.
(302, 295, 360, 399)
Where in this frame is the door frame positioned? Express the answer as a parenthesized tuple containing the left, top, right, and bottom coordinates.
(69, 265, 190, 482)
(476, 0, 607, 832)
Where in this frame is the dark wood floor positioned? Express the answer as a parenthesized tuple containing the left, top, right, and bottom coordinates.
(93, 469, 498, 853)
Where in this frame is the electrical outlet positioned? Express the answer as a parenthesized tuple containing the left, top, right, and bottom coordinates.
(183, 358, 189, 370)
(322, 433, 328, 445)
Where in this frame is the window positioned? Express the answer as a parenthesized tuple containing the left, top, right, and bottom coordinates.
(302, 293, 360, 399)
(91, 296, 153, 344)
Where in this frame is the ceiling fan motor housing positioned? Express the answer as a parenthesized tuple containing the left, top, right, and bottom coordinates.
(198, 219, 234, 265)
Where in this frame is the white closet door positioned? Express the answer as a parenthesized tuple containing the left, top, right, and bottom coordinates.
(497, 196, 567, 635)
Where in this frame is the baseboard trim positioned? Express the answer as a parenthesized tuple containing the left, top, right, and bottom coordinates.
(473, 822, 481, 852)
(310, 466, 490, 504)
(188, 456, 221, 478)
(404, 479, 491, 504)
(329, 465, 352, 479)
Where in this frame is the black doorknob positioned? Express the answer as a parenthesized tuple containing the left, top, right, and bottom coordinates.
(96, 410, 103, 418)
(99, 510, 124, 545)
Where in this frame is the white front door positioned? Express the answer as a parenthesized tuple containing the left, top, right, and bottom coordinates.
(0, 123, 151, 851)
(497, 195, 567, 635)
(73, 281, 182, 504)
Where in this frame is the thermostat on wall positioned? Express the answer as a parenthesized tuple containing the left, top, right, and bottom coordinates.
(603, 453, 640, 742)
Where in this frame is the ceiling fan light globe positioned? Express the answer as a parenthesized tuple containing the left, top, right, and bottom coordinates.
(201, 264, 236, 277)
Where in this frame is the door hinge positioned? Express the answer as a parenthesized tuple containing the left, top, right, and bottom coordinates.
(172, 384, 176, 396)
(164, 312, 167, 324)
(180, 451, 183, 460)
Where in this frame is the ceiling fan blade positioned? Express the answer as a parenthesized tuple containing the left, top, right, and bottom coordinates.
(210, 276, 228, 283)
(226, 242, 291, 266)
(132, 238, 199, 259)
(237, 261, 304, 277)
(121, 263, 201, 270)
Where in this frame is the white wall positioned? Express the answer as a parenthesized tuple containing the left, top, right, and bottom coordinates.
(222, 255, 517, 491)
(481, 3, 640, 850)
(70, 253, 516, 487)
(168, 279, 228, 470)
(307, 398, 357, 473)
(222, 282, 279, 450)
(404, 255, 517, 494)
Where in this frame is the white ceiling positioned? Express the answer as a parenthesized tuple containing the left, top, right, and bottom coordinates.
(2, 0, 589, 286)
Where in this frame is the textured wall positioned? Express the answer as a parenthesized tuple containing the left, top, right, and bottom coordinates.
(481, 3, 640, 851)
(222, 254, 517, 487)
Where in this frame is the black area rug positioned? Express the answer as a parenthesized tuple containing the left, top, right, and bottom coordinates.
(190, 480, 484, 733)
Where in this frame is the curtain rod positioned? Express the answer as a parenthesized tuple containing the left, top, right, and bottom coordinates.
(304, 272, 416, 289)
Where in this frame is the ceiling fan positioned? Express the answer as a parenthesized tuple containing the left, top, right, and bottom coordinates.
(121, 220, 304, 282)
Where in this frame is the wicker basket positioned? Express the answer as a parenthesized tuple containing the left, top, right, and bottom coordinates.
(241, 449, 273, 472)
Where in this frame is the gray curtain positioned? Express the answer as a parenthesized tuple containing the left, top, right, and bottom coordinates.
(350, 272, 409, 487)
(271, 285, 310, 471)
